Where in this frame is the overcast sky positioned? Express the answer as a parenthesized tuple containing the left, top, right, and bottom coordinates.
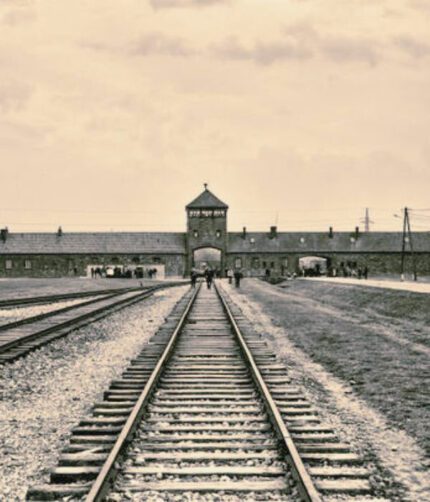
(1, 0, 429, 232)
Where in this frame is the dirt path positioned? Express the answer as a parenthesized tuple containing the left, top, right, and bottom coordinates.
(258, 280, 430, 357)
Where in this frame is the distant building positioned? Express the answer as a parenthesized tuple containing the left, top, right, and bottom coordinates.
(1, 186, 429, 277)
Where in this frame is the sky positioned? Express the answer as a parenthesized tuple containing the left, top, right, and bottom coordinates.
(1, 0, 429, 233)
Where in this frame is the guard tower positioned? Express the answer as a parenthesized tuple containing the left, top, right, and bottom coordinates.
(185, 184, 228, 275)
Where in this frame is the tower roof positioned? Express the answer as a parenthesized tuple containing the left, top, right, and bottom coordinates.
(186, 185, 228, 209)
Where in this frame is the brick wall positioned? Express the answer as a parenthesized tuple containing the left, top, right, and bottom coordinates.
(225, 252, 430, 276)
(0, 254, 186, 278)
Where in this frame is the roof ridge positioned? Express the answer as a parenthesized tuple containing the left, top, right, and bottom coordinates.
(186, 187, 228, 209)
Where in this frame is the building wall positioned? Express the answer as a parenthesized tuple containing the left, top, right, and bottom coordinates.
(226, 252, 430, 276)
(0, 254, 186, 278)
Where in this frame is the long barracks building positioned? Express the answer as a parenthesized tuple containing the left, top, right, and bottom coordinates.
(1, 186, 429, 278)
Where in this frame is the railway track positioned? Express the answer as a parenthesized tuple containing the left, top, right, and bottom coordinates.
(0, 283, 183, 364)
(27, 282, 382, 501)
(0, 286, 138, 309)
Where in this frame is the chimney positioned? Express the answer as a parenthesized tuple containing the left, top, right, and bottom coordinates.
(329, 226, 334, 238)
(57, 226, 63, 237)
(1, 227, 8, 242)
(270, 226, 277, 239)
(242, 226, 247, 239)
(354, 226, 359, 239)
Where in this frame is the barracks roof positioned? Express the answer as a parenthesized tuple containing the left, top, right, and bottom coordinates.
(1, 230, 429, 255)
(186, 188, 228, 209)
(227, 231, 430, 253)
(0, 232, 186, 255)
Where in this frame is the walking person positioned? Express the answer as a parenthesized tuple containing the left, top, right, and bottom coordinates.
(234, 269, 243, 288)
(205, 268, 213, 289)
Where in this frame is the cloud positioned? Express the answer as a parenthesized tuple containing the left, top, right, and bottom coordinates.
(321, 36, 380, 66)
(131, 32, 195, 57)
(393, 35, 430, 58)
(410, 0, 430, 14)
(150, 0, 229, 8)
(0, 81, 32, 113)
(211, 36, 313, 65)
(212, 24, 381, 66)
(2, 7, 36, 25)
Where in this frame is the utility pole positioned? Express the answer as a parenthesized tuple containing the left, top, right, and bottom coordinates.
(400, 207, 417, 281)
(361, 208, 374, 232)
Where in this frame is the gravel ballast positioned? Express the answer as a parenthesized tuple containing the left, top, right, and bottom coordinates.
(0, 297, 99, 325)
(0, 285, 188, 500)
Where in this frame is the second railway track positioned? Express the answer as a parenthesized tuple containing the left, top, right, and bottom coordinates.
(27, 282, 382, 502)
(0, 283, 183, 364)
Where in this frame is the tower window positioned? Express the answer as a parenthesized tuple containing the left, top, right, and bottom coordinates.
(216, 230, 221, 238)
(5, 260, 12, 270)
(193, 230, 199, 238)
(235, 257, 242, 269)
(24, 260, 32, 270)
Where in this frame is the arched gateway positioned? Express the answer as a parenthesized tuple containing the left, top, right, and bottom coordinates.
(186, 184, 228, 276)
(193, 247, 222, 272)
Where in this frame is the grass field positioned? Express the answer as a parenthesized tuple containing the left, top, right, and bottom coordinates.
(238, 278, 430, 457)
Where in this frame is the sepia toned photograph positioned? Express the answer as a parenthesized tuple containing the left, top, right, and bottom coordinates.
(0, 1, 429, 501)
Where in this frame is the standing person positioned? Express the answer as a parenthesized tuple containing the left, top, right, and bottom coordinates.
(363, 266, 368, 279)
(191, 270, 197, 288)
(234, 269, 242, 288)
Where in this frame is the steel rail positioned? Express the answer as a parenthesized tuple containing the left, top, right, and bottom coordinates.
(0, 287, 137, 308)
(214, 281, 322, 502)
(0, 282, 184, 355)
(0, 291, 125, 333)
(85, 283, 200, 502)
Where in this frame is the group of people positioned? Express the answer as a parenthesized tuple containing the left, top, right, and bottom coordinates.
(328, 264, 369, 279)
(190, 268, 243, 288)
(226, 268, 243, 287)
(90, 266, 158, 279)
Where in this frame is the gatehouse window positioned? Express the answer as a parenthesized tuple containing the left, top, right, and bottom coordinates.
(132, 256, 140, 264)
(235, 257, 242, 269)
(24, 260, 32, 270)
(262, 261, 267, 267)
(193, 230, 199, 238)
(252, 257, 260, 269)
(270, 261, 275, 268)
(5, 260, 12, 270)
(282, 258, 288, 268)
(153, 257, 161, 264)
(216, 230, 221, 238)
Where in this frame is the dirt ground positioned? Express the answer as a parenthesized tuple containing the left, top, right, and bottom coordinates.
(0, 277, 185, 300)
(221, 278, 429, 501)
